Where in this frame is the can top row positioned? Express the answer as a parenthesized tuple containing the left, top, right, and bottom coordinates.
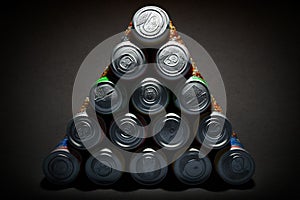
(111, 40, 190, 80)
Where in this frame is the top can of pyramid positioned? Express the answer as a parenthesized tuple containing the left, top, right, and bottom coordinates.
(133, 6, 170, 40)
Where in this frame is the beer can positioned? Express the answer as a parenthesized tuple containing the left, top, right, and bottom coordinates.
(109, 113, 145, 150)
(196, 111, 232, 149)
(175, 76, 211, 114)
(131, 77, 169, 114)
(43, 137, 81, 185)
(173, 148, 212, 185)
(130, 148, 168, 186)
(66, 112, 104, 150)
(85, 148, 123, 185)
(156, 41, 190, 80)
(215, 133, 255, 185)
(111, 41, 146, 80)
(152, 113, 190, 150)
(132, 6, 170, 44)
(89, 76, 125, 114)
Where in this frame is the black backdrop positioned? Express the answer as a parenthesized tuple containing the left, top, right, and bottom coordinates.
(2, 0, 300, 199)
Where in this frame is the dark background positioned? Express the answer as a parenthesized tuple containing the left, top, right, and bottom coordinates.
(2, 0, 300, 199)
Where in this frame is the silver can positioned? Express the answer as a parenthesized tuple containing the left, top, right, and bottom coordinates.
(66, 111, 103, 150)
(156, 41, 190, 79)
(173, 148, 212, 185)
(111, 41, 146, 79)
(215, 134, 255, 185)
(175, 76, 211, 114)
(85, 148, 124, 185)
(130, 148, 168, 186)
(152, 113, 190, 150)
(132, 6, 170, 42)
(196, 111, 232, 149)
(43, 137, 81, 185)
(131, 77, 169, 114)
(89, 77, 125, 114)
(109, 113, 145, 150)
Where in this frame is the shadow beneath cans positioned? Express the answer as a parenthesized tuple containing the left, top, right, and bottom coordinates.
(153, 170, 255, 192)
(40, 170, 255, 192)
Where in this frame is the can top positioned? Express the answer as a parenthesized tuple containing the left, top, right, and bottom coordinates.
(130, 148, 168, 185)
(67, 115, 102, 150)
(196, 112, 232, 149)
(90, 78, 123, 114)
(109, 113, 145, 150)
(43, 149, 80, 185)
(133, 6, 170, 39)
(111, 41, 145, 79)
(178, 76, 211, 114)
(156, 41, 190, 78)
(85, 149, 123, 185)
(132, 78, 169, 114)
(173, 149, 212, 185)
(153, 113, 190, 150)
(216, 149, 255, 185)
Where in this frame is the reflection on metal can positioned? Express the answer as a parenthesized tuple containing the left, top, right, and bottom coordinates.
(176, 76, 211, 114)
(196, 111, 232, 149)
(132, 6, 170, 42)
(43, 137, 81, 185)
(173, 148, 212, 185)
(66, 112, 103, 150)
(156, 41, 190, 79)
(111, 41, 146, 79)
(89, 76, 124, 114)
(130, 148, 168, 185)
(153, 113, 190, 150)
(215, 133, 255, 185)
(131, 77, 169, 114)
(85, 148, 123, 185)
(109, 113, 145, 150)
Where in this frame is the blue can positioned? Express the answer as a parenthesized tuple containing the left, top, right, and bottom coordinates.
(215, 133, 255, 185)
(43, 137, 81, 185)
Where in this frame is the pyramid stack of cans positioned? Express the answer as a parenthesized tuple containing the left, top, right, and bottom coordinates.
(43, 6, 255, 187)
